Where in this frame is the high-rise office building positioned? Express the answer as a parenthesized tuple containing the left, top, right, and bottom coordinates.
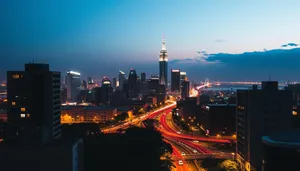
(82, 80, 87, 90)
(7, 63, 61, 143)
(102, 77, 111, 86)
(122, 79, 129, 98)
(159, 38, 168, 86)
(236, 81, 292, 171)
(181, 79, 190, 100)
(141, 72, 146, 83)
(112, 77, 117, 89)
(148, 75, 160, 91)
(140, 72, 147, 93)
(66, 71, 81, 101)
(180, 72, 186, 83)
(118, 70, 125, 90)
(171, 69, 180, 92)
(128, 69, 138, 97)
(101, 77, 113, 105)
(286, 84, 300, 128)
(87, 77, 94, 84)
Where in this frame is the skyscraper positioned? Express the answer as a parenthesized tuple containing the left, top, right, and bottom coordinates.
(159, 38, 168, 86)
(82, 80, 87, 90)
(101, 77, 113, 105)
(66, 71, 81, 101)
(141, 72, 146, 83)
(118, 70, 125, 90)
(112, 77, 117, 89)
(180, 72, 186, 83)
(171, 69, 180, 92)
(181, 79, 190, 100)
(128, 69, 138, 97)
(236, 81, 292, 171)
(87, 77, 94, 84)
(7, 63, 61, 143)
(148, 75, 160, 91)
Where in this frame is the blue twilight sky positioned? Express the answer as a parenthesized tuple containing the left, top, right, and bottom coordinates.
(1, 0, 300, 81)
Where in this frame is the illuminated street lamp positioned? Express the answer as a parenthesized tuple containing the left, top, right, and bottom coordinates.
(231, 152, 235, 160)
(232, 134, 237, 139)
(216, 134, 221, 138)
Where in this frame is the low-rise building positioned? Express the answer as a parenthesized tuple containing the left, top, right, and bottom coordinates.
(61, 106, 117, 123)
(127, 100, 148, 111)
(201, 104, 236, 136)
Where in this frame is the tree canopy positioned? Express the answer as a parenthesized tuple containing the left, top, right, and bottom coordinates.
(114, 112, 129, 122)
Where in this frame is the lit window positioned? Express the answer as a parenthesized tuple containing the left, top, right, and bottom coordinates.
(12, 102, 16, 106)
(20, 114, 25, 118)
(12, 74, 20, 79)
(21, 108, 26, 112)
(293, 111, 297, 116)
(26, 114, 30, 117)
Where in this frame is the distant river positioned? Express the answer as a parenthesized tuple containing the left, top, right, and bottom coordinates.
(204, 84, 285, 91)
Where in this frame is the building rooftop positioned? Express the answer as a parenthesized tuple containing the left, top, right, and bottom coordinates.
(84, 106, 116, 111)
(206, 104, 236, 107)
(262, 131, 300, 148)
(61, 105, 116, 111)
(116, 107, 133, 111)
(61, 105, 83, 110)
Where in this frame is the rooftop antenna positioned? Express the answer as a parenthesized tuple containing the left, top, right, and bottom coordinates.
(32, 59, 35, 64)
(268, 75, 271, 81)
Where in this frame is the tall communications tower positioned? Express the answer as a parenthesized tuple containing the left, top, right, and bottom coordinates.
(159, 35, 168, 86)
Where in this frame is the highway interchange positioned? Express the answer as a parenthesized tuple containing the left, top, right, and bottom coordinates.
(102, 99, 234, 171)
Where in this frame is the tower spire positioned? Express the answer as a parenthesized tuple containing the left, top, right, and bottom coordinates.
(161, 33, 166, 51)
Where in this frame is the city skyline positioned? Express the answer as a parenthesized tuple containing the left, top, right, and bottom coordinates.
(2, 0, 300, 81)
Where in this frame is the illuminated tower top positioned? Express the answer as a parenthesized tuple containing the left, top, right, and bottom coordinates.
(159, 36, 168, 62)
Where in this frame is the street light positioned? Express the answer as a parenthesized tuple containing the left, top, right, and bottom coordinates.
(231, 152, 235, 160)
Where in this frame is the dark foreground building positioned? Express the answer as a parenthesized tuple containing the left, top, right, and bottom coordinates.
(0, 138, 83, 171)
(7, 63, 61, 143)
(262, 131, 300, 171)
(3, 63, 83, 171)
(236, 82, 292, 171)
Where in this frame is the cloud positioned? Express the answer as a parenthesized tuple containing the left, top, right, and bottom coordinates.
(215, 39, 225, 43)
(281, 43, 298, 47)
(169, 48, 300, 81)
